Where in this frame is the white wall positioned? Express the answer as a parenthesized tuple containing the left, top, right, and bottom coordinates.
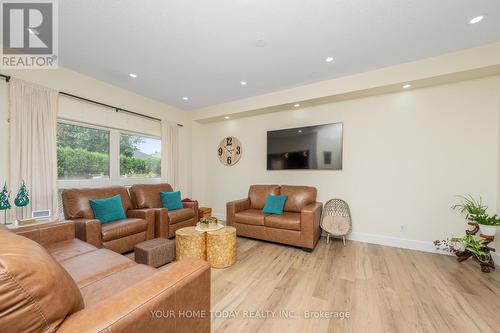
(0, 67, 192, 196)
(192, 76, 500, 249)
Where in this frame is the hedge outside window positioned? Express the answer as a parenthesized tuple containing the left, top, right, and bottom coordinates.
(120, 134, 161, 178)
(57, 123, 110, 180)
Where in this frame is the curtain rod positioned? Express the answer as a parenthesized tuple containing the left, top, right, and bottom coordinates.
(0, 74, 183, 127)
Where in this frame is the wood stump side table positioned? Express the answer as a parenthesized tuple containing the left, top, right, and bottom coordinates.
(207, 226, 236, 268)
(176, 226, 206, 261)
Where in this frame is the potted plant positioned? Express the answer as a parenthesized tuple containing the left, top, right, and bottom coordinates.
(471, 214, 500, 237)
(434, 235, 492, 264)
(451, 195, 487, 228)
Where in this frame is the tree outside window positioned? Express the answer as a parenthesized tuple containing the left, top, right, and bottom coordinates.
(56, 122, 161, 180)
(120, 134, 161, 178)
(57, 123, 110, 179)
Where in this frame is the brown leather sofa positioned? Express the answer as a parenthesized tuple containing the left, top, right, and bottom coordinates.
(62, 186, 155, 254)
(130, 183, 198, 238)
(227, 185, 322, 251)
(0, 222, 210, 333)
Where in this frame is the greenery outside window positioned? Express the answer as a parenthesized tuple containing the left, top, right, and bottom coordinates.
(120, 134, 161, 178)
(57, 123, 110, 180)
(56, 120, 162, 186)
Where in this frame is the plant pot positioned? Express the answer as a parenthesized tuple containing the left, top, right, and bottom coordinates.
(478, 224, 497, 237)
(453, 241, 466, 252)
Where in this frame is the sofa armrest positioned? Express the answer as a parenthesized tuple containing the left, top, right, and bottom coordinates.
(14, 221, 75, 246)
(226, 198, 250, 226)
(300, 202, 323, 250)
(183, 200, 199, 221)
(57, 259, 210, 333)
(71, 218, 102, 248)
(127, 209, 156, 240)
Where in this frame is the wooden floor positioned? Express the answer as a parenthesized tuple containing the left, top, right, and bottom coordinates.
(211, 236, 500, 333)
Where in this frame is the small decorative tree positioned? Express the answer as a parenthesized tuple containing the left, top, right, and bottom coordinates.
(0, 182, 11, 225)
(14, 181, 30, 219)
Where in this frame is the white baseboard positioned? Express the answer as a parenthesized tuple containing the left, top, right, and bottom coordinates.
(346, 231, 440, 254)
(347, 232, 499, 265)
(213, 212, 499, 265)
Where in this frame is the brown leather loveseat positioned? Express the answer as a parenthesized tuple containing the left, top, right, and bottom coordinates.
(227, 185, 322, 251)
(62, 186, 155, 253)
(129, 183, 198, 238)
(0, 222, 210, 333)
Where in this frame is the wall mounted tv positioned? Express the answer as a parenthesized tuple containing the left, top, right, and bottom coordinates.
(267, 122, 343, 170)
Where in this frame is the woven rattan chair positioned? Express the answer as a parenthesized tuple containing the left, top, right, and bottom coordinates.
(320, 198, 352, 245)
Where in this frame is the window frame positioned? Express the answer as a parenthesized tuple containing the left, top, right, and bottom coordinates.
(57, 119, 161, 189)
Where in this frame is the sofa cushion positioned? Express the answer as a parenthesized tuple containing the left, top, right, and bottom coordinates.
(248, 185, 281, 209)
(45, 238, 97, 262)
(280, 185, 317, 213)
(168, 208, 195, 224)
(62, 186, 133, 219)
(0, 229, 84, 333)
(130, 183, 173, 209)
(101, 218, 149, 242)
(59, 248, 136, 288)
(161, 191, 183, 211)
(80, 264, 156, 307)
(89, 194, 127, 223)
(235, 209, 267, 226)
(265, 212, 301, 231)
(262, 195, 288, 215)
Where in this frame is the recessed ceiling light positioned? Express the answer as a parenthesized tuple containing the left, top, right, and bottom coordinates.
(129, 73, 137, 78)
(240, 81, 247, 86)
(224, 116, 230, 119)
(298, 130, 302, 133)
(325, 57, 334, 63)
(294, 104, 300, 108)
(469, 15, 484, 24)
(402, 84, 412, 89)
(182, 96, 189, 101)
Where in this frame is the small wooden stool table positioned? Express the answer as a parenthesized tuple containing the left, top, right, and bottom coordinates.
(134, 238, 175, 268)
(176, 226, 206, 260)
(206, 226, 237, 268)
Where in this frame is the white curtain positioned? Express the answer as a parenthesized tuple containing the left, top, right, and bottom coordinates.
(9, 78, 59, 220)
(161, 120, 179, 189)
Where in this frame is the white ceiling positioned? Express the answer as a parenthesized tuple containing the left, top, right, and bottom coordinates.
(60, 0, 500, 111)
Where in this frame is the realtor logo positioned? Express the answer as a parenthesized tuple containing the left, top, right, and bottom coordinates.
(1, 0, 58, 68)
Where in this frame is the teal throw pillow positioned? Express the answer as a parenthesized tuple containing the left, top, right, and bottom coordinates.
(89, 194, 126, 223)
(262, 195, 288, 215)
(160, 191, 183, 211)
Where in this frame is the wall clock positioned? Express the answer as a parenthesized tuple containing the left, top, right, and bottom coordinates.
(218, 136, 242, 166)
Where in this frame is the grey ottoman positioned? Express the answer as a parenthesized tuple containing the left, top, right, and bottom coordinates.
(134, 238, 175, 268)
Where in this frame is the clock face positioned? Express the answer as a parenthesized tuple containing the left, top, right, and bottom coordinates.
(218, 136, 242, 166)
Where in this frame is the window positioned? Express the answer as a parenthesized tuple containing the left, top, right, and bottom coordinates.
(120, 134, 161, 178)
(56, 120, 162, 186)
(57, 122, 110, 180)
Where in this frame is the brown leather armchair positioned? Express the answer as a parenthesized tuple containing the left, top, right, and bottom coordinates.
(227, 185, 322, 251)
(62, 186, 155, 254)
(129, 183, 199, 238)
(0, 221, 210, 333)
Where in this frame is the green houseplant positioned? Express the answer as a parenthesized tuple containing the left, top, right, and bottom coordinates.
(434, 235, 491, 264)
(471, 214, 500, 237)
(450, 195, 487, 222)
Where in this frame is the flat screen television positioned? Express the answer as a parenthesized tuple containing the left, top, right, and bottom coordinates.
(267, 122, 343, 170)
